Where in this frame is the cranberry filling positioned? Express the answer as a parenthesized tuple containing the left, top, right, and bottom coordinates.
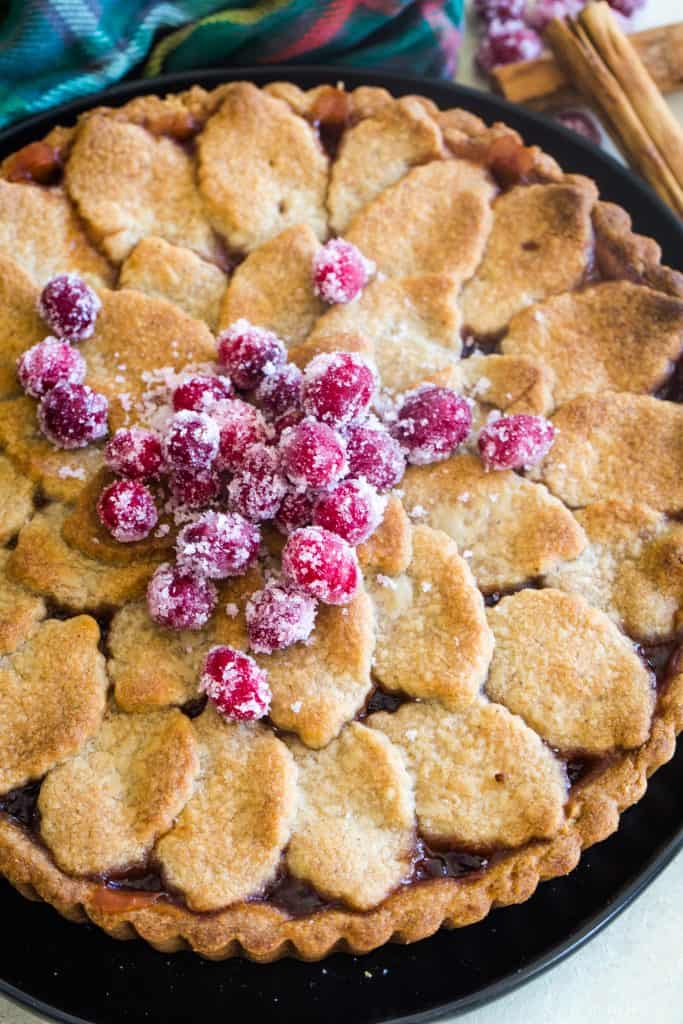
(0, 781, 41, 829)
(412, 840, 489, 882)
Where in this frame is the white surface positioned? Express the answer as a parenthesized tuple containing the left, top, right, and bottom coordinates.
(0, 3, 681, 1022)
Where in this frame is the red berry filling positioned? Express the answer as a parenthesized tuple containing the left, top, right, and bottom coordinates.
(255, 362, 303, 418)
(246, 583, 317, 654)
(302, 351, 377, 426)
(176, 510, 260, 578)
(274, 488, 315, 535)
(105, 427, 163, 479)
(172, 374, 233, 413)
(200, 645, 271, 722)
(38, 274, 101, 341)
(391, 385, 472, 465)
(345, 422, 406, 490)
(313, 478, 386, 545)
(312, 239, 373, 304)
(38, 381, 108, 449)
(217, 319, 286, 391)
(279, 417, 348, 490)
(96, 479, 158, 543)
(147, 562, 218, 631)
(227, 443, 287, 521)
(282, 526, 359, 605)
(478, 413, 555, 470)
(17, 337, 86, 397)
(163, 410, 219, 472)
(213, 398, 269, 471)
(168, 468, 222, 510)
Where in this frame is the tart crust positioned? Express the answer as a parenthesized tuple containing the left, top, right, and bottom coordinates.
(0, 79, 681, 963)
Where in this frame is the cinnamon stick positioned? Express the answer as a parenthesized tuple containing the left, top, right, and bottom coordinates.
(545, 10, 683, 216)
(492, 20, 683, 106)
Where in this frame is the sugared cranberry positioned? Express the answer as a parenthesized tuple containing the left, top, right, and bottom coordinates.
(217, 319, 286, 391)
(246, 583, 317, 654)
(345, 422, 406, 491)
(255, 363, 303, 418)
(554, 109, 602, 145)
(105, 427, 163, 479)
(313, 239, 373, 304)
(526, 0, 584, 30)
(227, 443, 287, 522)
(38, 274, 101, 341)
(200, 646, 271, 722)
(147, 562, 218, 631)
(476, 20, 543, 71)
(313, 479, 386, 546)
(96, 479, 158, 543)
(38, 381, 108, 449)
(279, 417, 348, 490)
(478, 413, 555, 470)
(282, 526, 360, 605)
(607, 0, 644, 15)
(302, 351, 377, 426)
(172, 374, 233, 413)
(17, 337, 86, 397)
(168, 468, 221, 509)
(391, 385, 472, 465)
(163, 410, 219, 472)
(474, 0, 526, 21)
(213, 398, 269, 471)
(176, 510, 260, 578)
(274, 488, 315, 535)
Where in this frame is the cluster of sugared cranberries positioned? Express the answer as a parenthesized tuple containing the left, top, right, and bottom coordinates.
(313, 239, 374, 304)
(15, 275, 109, 449)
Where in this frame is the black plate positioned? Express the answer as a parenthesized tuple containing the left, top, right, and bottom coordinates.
(0, 68, 681, 1024)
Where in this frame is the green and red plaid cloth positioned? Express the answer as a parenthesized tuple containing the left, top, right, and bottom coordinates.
(0, 0, 464, 129)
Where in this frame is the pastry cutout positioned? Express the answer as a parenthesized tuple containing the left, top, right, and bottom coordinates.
(0, 253, 44, 400)
(0, 550, 45, 656)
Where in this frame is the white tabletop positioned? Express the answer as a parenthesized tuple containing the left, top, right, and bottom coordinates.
(0, 4, 681, 1022)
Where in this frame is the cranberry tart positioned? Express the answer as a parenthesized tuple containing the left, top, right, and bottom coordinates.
(0, 81, 681, 962)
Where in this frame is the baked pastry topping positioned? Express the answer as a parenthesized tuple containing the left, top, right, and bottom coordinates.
(0, 79, 681, 962)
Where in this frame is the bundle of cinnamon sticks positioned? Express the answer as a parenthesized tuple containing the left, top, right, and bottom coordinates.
(492, 3, 683, 216)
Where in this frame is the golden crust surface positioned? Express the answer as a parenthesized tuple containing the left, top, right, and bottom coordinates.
(0, 253, 44, 400)
(0, 616, 107, 792)
(287, 723, 415, 911)
(370, 701, 566, 848)
(368, 525, 493, 708)
(0, 454, 34, 545)
(0, 550, 45, 656)
(155, 708, 297, 912)
(358, 494, 413, 577)
(39, 709, 199, 875)
(486, 588, 654, 753)
(401, 455, 586, 592)
(502, 282, 683, 407)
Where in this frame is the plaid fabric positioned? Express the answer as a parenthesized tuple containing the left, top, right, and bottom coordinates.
(0, 0, 463, 129)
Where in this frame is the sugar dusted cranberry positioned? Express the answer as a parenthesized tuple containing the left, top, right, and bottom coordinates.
(97, 479, 158, 543)
(391, 385, 472, 465)
(478, 413, 555, 470)
(217, 319, 286, 390)
(474, 0, 526, 21)
(302, 351, 377, 426)
(526, 0, 583, 30)
(476, 19, 543, 72)
(38, 274, 101, 341)
(169, 468, 221, 509)
(279, 417, 348, 490)
(274, 488, 315, 535)
(163, 410, 219, 472)
(345, 422, 406, 491)
(282, 526, 359, 605)
(255, 363, 303, 418)
(38, 381, 108, 449)
(200, 646, 271, 722)
(147, 562, 218, 631)
(176, 510, 260, 578)
(105, 427, 163, 479)
(213, 398, 269, 471)
(172, 374, 233, 413)
(554, 109, 602, 145)
(227, 443, 287, 522)
(17, 337, 86, 397)
(313, 479, 386, 546)
(313, 239, 373, 304)
(246, 583, 317, 654)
